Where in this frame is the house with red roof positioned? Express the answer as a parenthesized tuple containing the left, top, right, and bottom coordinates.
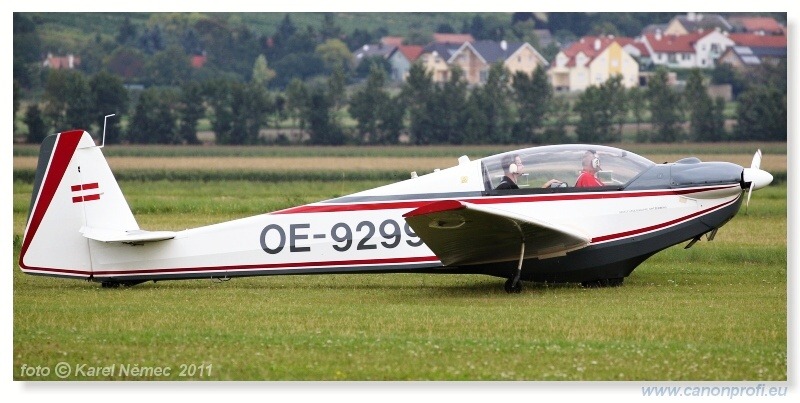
(190, 53, 207, 69)
(548, 36, 639, 92)
(727, 32, 787, 49)
(381, 36, 405, 47)
(42, 53, 81, 70)
(432, 33, 475, 44)
(718, 31, 787, 71)
(387, 45, 423, 82)
(729, 16, 786, 35)
(640, 29, 734, 69)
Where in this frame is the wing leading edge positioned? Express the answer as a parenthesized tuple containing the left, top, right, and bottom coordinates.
(403, 200, 589, 266)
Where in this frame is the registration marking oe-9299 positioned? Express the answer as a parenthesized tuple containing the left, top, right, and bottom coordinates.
(259, 218, 425, 255)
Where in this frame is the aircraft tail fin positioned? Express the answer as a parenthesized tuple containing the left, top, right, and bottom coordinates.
(19, 130, 140, 278)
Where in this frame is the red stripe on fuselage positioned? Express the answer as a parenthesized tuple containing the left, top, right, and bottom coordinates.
(274, 185, 739, 215)
(591, 195, 740, 243)
(20, 130, 84, 269)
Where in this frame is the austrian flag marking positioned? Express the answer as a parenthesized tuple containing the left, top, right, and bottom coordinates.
(71, 182, 101, 203)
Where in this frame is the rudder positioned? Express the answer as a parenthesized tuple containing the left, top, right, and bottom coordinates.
(19, 130, 139, 279)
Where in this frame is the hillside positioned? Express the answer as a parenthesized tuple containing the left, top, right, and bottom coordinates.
(26, 12, 505, 52)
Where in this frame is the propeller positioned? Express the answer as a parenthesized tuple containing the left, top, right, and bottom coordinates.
(741, 149, 773, 213)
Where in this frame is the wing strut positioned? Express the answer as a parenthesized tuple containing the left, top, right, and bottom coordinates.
(505, 241, 525, 293)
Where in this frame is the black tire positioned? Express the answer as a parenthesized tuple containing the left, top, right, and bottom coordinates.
(504, 278, 522, 294)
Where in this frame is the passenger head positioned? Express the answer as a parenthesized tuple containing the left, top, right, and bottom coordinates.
(582, 151, 600, 172)
(502, 154, 523, 175)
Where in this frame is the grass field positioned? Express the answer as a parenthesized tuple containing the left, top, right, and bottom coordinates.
(11, 147, 787, 381)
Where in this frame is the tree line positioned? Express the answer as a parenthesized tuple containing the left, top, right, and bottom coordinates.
(14, 12, 786, 145)
(18, 60, 787, 146)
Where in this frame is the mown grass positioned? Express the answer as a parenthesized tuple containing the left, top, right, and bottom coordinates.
(11, 174, 787, 381)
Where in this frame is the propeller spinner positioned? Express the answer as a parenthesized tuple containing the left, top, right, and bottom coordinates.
(741, 149, 774, 212)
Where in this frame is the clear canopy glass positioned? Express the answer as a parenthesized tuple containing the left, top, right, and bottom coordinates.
(481, 144, 656, 190)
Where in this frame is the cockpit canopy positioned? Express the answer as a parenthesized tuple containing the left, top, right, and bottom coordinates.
(482, 144, 655, 191)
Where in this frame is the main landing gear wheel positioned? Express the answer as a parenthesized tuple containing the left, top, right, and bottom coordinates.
(504, 278, 522, 293)
(581, 277, 624, 288)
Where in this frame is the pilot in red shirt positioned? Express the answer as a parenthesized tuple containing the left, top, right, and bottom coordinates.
(575, 151, 604, 187)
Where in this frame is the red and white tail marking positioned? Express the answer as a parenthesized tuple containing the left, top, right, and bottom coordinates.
(71, 182, 101, 203)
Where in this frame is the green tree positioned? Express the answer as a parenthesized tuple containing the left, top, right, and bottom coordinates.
(574, 76, 626, 143)
(24, 104, 47, 144)
(106, 46, 147, 82)
(320, 13, 342, 41)
(306, 87, 345, 145)
(227, 83, 272, 145)
(252, 54, 276, 87)
(116, 17, 138, 46)
(684, 69, 719, 142)
(90, 71, 128, 144)
(354, 55, 391, 80)
(177, 81, 205, 144)
(204, 79, 234, 143)
(271, 52, 326, 88)
(466, 63, 513, 144)
(13, 13, 42, 88)
(735, 86, 786, 141)
(647, 69, 683, 143)
(316, 38, 352, 73)
(144, 45, 192, 86)
(711, 63, 746, 98)
(400, 63, 435, 145)
(43, 69, 94, 133)
(627, 87, 647, 142)
(604, 75, 628, 141)
(432, 66, 468, 144)
(327, 66, 347, 115)
(127, 87, 179, 144)
(512, 67, 552, 143)
(712, 97, 727, 141)
(542, 97, 570, 144)
(574, 86, 608, 143)
(349, 65, 405, 144)
(285, 78, 309, 138)
(14, 80, 21, 135)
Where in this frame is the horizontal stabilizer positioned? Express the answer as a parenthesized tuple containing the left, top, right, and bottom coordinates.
(81, 227, 176, 243)
(403, 200, 590, 266)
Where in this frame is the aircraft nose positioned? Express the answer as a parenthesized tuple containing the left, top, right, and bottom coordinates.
(742, 168, 773, 190)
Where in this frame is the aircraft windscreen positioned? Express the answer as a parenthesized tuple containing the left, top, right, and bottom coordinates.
(482, 145, 655, 191)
